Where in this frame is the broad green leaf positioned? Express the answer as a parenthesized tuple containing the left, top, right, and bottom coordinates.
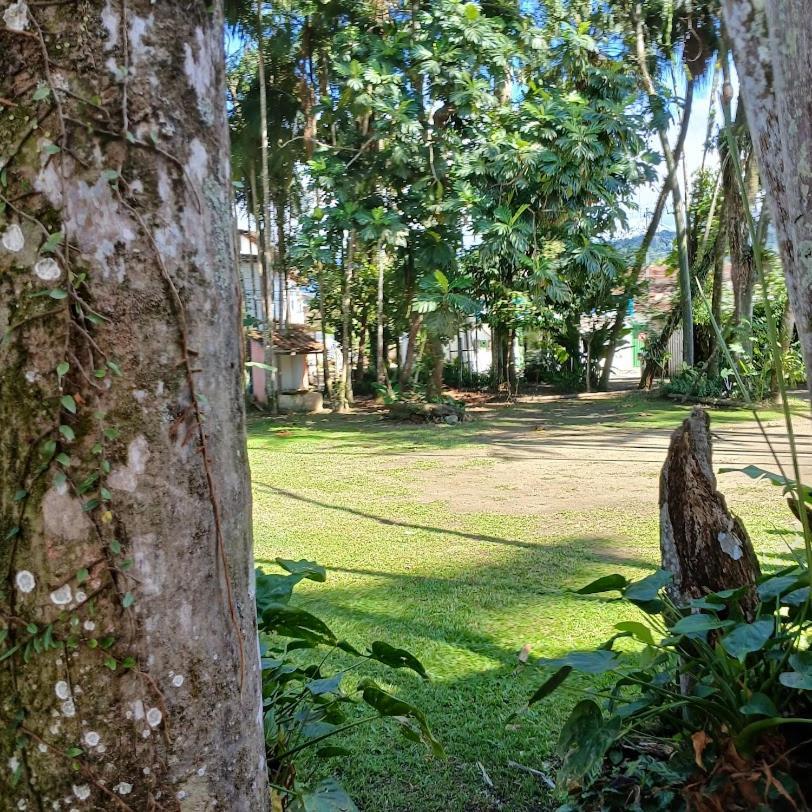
(671, 614, 733, 636)
(289, 778, 359, 812)
(575, 574, 628, 595)
(60, 395, 77, 414)
(56, 361, 69, 379)
(359, 679, 443, 756)
(254, 570, 304, 611)
(32, 84, 50, 101)
(758, 575, 801, 601)
(538, 649, 619, 675)
(58, 425, 75, 442)
(614, 621, 655, 646)
(779, 671, 812, 690)
(623, 570, 672, 604)
(367, 641, 428, 679)
(261, 603, 337, 644)
(740, 692, 779, 717)
(306, 673, 343, 696)
(721, 620, 774, 661)
(529, 665, 572, 704)
(275, 558, 327, 582)
(557, 699, 620, 785)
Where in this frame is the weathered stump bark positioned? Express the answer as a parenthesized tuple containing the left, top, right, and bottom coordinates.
(659, 408, 761, 617)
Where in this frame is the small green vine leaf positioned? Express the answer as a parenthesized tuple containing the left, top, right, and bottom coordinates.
(106, 360, 122, 376)
(58, 425, 75, 441)
(122, 592, 135, 609)
(60, 394, 77, 414)
(48, 289, 68, 300)
(93, 368, 107, 379)
(100, 487, 112, 502)
(55, 452, 71, 467)
(110, 540, 122, 555)
(33, 84, 51, 101)
(104, 427, 120, 441)
(104, 657, 118, 671)
(122, 656, 137, 668)
(42, 231, 64, 253)
(100, 636, 115, 649)
(66, 747, 83, 758)
(56, 361, 70, 380)
(41, 440, 57, 459)
(101, 169, 120, 182)
(54, 473, 67, 488)
(4, 527, 20, 541)
(86, 639, 98, 649)
(25, 623, 37, 635)
(43, 143, 61, 156)
(101, 460, 111, 474)
(83, 498, 100, 512)
(13, 489, 27, 502)
(76, 568, 89, 584)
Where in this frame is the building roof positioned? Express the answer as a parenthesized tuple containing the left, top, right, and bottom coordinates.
(248, 324, 323, 354)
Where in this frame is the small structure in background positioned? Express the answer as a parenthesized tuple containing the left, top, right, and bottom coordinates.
(239, 230, 336, 412)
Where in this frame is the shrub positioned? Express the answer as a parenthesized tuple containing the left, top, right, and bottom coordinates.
(529, 537, 812, 810)
(255, 559, 442, 810)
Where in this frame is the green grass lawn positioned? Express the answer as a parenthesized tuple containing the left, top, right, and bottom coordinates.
(248, 392, 806, 811)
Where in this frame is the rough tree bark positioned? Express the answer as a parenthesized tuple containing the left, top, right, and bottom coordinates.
(660, 409, 761, 618)
(0, 1, 267, 809)
(724, 0, 812, 394)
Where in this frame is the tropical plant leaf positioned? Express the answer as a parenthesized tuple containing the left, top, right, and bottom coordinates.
(289, 778, 359, 812)
(538, 649, 619, 675)
(367, 641, 428, 679)
(623, 570, 672, 604)
(575, 574, 628, 595)
(276, 558, 327, 582)
(720, 620, 774, 661)
(529, 665, 572, 704)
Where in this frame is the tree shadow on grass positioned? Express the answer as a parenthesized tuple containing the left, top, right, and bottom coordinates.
(256, 544, 649, 812)
(253, 481, 658, 570)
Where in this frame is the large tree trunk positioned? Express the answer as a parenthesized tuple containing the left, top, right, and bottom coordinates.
(660, 409, 761, 618)
(0, 2, 267, 809)
(724, 0, 812, 393)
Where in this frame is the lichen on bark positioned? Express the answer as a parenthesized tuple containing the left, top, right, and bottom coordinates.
(1, 2, 267, 809)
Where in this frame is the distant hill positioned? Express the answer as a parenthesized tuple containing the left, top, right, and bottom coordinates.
(612, 230, 675, 265)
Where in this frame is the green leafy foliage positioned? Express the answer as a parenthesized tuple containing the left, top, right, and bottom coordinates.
(255, 561, 440, 810)
(529, 563, 812, 806)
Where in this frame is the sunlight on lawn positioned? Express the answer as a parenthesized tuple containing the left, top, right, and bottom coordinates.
(249, 392, 802, 811)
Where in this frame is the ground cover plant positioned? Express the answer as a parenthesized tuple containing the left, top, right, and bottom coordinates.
(249, 392, 809, 810)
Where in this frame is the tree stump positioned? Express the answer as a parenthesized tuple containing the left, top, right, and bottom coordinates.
(659, 407, 761, 618)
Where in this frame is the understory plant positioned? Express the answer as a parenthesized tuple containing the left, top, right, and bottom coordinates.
(255, 559, 442, 811)
(529, 510, 812, 810)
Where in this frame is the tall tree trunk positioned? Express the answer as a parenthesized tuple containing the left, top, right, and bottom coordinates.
(0, 2, 267, 808)
(338, 230, 355, 411)
(724, 0, 812, 393)
(355, 311, 368, 383)
(708, 212, 727, 378)
(633, 3, 695, 367)
(316, 263, 332, 400)
(257, 1, 277, 413)
(275, 194, 290, 331)
(400, 313, 422, 388)
(600, 37, 694, 390)
(376, 239, 387, 386)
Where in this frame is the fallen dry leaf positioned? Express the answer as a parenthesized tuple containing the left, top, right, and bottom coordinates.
(692, 730, 712, 770)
